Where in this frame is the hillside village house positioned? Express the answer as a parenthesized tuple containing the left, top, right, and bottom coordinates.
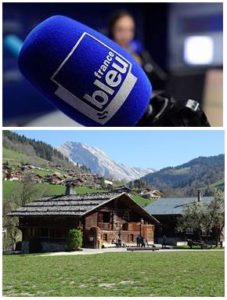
(45, 173, 64, 185)
(20, 163, 38, 171)
(113, 186, 132, 193)
(29, 173, 43, 183)
(140, 189, 162, 199)
(9, 181, 159, 253)
(145, 191, 215, 245)
(3, 163, 11, 180)
(103, 179, 113, 189)
(8, 171, 23, 181)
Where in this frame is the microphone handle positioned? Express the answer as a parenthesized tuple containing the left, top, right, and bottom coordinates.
(137, 91, 210, 127)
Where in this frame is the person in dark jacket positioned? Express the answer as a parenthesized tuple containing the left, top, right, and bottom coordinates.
(136, 235, 141, 247)
(162, 235, 167, 249)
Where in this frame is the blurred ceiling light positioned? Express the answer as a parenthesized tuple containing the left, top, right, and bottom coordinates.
(184, 36, 213, 65)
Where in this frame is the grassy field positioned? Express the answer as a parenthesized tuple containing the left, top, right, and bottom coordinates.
(3, 251, 224, 297)
(3, 181, 107, 200)
(131, 193, 155, 207)
(3, 147, 73, 176)
(3, 181, 65, 201)
(3, 148, 48, 168)
(3, 181, 151, 207)
(210, 179, 224, 189)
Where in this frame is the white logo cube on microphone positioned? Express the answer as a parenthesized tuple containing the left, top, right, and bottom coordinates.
(51, 33, 137, 124)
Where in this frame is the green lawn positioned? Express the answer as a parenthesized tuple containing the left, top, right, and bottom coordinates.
(131, 193, 155, 207)
(3, 251, 224, 297)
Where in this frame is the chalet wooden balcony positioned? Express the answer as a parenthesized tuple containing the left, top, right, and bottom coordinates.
(97, 222, 144, 231)
(97, 222, 112, 230)
(122, 223, 141, 231)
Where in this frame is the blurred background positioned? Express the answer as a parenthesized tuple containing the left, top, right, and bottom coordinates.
(3, 2, 223, 126)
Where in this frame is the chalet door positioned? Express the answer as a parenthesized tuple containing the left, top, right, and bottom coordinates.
(89, 227, 101, 248)
(144, 225, 154, 242)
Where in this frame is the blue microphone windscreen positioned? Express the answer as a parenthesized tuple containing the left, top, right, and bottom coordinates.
(18, 15, 152, 126)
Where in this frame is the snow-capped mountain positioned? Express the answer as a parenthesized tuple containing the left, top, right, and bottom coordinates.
(58, 142, 155, 182)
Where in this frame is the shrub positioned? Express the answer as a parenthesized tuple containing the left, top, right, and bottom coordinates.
(67, 229, 83, 251)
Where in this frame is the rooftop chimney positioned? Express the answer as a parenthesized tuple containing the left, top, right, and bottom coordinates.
(197, 190, 201, 202)
(65, 180, 77, 195)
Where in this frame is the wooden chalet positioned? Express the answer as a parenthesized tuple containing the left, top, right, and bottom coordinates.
(45, 173, 63, 185)
(30, 173, 43, 183)
(20, 164, 35, 171)
(140, 189, 162, 199)
(9, 181, 159, 253)
(104, 179, 113, 189)
(9, 171, 23, 181)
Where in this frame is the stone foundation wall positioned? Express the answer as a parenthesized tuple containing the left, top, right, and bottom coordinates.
(21, 241, 29, 253)
(41, 241, 66, 252)
(22, 240, 67, 253)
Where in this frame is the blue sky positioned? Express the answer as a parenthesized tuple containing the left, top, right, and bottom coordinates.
(12, 130, 224, 170)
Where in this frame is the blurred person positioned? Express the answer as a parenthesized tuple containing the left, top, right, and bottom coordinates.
(108, 11, 142, 64)
(108, 10, 167, 89)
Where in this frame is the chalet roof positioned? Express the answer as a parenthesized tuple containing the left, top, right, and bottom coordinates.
(9, 193, 119, 217)
(113, 186, 131, 192)
(9, 192, 159, 223)
(145, 196, 214, 216)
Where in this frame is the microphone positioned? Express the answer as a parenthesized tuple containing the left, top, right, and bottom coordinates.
(18, 15, 210, 127)
(18, 15, 152, 126)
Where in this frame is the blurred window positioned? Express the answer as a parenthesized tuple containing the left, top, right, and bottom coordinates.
(184, 36, 213, 65)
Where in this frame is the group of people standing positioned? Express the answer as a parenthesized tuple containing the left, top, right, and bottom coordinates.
(136, 235, 148, 248)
